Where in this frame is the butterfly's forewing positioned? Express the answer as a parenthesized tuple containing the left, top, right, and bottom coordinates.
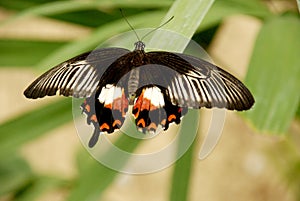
(173, 53, 255, 110)
(24, 47, 130, 99)
(145, 51, 255, 110)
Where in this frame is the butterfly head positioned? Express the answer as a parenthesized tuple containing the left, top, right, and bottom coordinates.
(134, 41, 145, 51)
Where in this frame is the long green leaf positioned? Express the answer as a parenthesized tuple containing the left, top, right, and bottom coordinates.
(149, 0, 214, 50)
(13, 176, 69, 201)
(68, 135, 142, 201)
(200, 0, 272, 31)
(244, 15, 300, 134)
(0, 0, 172, 12)
(158, 1, 214, 200)
(0, 0, 171, 26)
(0, 40, 65, 67)
(169, 110, 199, 201)
(0, 99, 72, 157)
(0, 154, 32, 196)
(36, 11, 165, 71)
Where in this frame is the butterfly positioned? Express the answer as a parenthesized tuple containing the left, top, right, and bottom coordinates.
(24, 39, 254, 148)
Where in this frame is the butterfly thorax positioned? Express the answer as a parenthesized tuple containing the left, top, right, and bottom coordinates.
(134, 41, 145, 51)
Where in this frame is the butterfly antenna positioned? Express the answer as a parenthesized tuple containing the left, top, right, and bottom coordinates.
(120, 9, 141, 41)
(140, 16, 174, 41)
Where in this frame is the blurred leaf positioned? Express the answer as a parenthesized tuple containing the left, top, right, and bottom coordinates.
(0, 0, 171, 26)
(0, 0, 52, 10)
(296, 104, 300, 120)
(0, 154, 32, 196)
(37, 11, 165, 71)
(0, 0, 171, 12)
(0, 40, 65, 67)
(297, 0, 300, 13)
(192, 25, 219, 49)
(13, 176, 69, 201)
(244, 15, 300, 134)
(161, 0, 213, 199)
(165, 0, 214, 38)
(0, 99, 72, 157)
(68, 135, 141, 201)
(169, 110, 199, 201)
(200, 0, 272, 31)
(50, 9, 122, 28)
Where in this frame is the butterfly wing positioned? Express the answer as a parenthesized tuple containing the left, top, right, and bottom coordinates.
(132, 85, 188, 133)
(146, 51, 255, 111)
(82, 84, 129, 147)
(24, 48, 130, 99)
(104, 50, 254, 134)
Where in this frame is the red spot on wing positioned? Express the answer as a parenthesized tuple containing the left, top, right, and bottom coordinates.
(112, 89, 128, 117)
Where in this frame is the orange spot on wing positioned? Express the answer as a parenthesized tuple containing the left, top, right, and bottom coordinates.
(113, 119, 122, 127)
(133, 91, 144, 117)
(84, 104, 90, 112)
(100, 123, 110, 131)
(150, 104, 158, 111)
(148, 122, 157, 130)
(168, 114, 176, 122)
(137, 119, 146, 128)
(104, 103, 112, 109)
(90, 114, 97, 122)
(141, 98, 150, 110)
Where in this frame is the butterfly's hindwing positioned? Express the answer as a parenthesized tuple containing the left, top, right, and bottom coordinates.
(132, 86, 187, 133)
(81, 84, 128, 147)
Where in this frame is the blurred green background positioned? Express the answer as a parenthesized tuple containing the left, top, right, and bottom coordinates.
(0, 0, 299, 200)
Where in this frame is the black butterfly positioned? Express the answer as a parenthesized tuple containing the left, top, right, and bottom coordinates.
(24, 40, 254, 147)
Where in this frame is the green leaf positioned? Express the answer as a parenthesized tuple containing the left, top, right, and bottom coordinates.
(67, 135, 141, 201)
(0, 99, 72, 157)
(169, 110, 198, 201)
(36, 11, 165, 71)
(200, 0, 272, 31)
(13, 176, 69, 201)
(296, 104, 300, 120)
(0, 0, 170, 27)
(149, 0, 214, 51)
(0, 40, 65, 67)
(159, 1, 213, 200)
(0, 0, 51, 11)
(0, 0, 172, 12)
(0, 154, 33, 196)
(244, 15, 300, 134)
